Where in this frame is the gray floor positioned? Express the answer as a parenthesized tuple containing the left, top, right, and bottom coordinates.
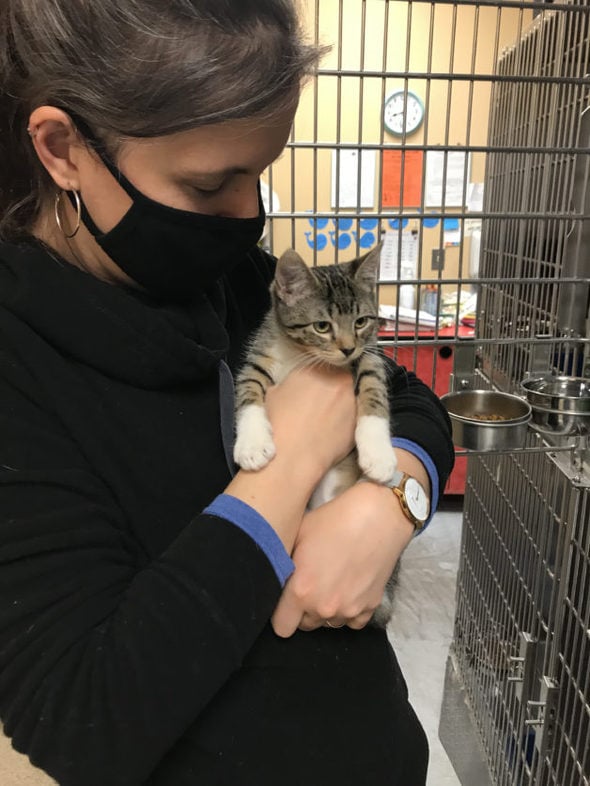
(387, 501, 464, 786)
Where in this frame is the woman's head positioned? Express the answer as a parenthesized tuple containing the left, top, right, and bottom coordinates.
(0, 0, 322, 241)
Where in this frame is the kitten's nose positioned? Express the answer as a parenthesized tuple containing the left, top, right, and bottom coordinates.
(340, 347, 355, 357)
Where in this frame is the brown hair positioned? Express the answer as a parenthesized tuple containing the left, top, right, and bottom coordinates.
(0, 0, 324, 240)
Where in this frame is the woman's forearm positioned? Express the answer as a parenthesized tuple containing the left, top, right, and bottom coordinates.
(226, 366, 358, 553)
(225, 457, 321, 554)
(393, 447, 431, 498)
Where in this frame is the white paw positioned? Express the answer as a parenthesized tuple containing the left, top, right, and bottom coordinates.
(233, 405, 276, 471)
(355, 415, 398, 485)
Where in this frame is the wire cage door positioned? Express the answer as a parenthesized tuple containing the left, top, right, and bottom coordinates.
(263, 1, 590, 785)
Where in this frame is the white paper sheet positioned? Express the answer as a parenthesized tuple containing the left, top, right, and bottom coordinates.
(425, 151, 470, 207)
(331, 149, 376, 208)
(379, 230, 419, 281)
(379, 304, 438, 329)
(444, 228, 462, 247)
(467, 182, 484, 212)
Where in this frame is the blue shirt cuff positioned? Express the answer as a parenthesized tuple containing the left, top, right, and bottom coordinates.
(204, 494, 295, 586)
(391, 437, 439, 531)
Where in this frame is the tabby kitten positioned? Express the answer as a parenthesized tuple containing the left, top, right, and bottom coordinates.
(233, 247, 398, 626)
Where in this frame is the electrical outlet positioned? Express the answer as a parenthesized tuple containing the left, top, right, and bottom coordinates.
(431, 248, 445, 271)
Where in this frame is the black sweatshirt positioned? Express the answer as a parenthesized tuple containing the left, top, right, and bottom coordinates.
(0, 240, 454, 786)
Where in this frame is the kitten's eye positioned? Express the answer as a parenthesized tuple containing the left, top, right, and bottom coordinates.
(355, 316, 370, 329)
(313, 321, 332, 334)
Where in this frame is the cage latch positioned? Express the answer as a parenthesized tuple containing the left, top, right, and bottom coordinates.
(528, 335, 554, 375)
(525, 677, 559, 757)
(507, 632, 537, 705)
(450, 340, 478, 392)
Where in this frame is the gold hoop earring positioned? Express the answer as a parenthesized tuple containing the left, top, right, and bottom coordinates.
(54, 190, 82, 239)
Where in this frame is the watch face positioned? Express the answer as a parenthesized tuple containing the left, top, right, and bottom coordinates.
(405, 478, 429, 521)
(384, 91, 424, 136)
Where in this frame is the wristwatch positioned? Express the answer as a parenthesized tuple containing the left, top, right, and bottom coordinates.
(388, 470, 430, 530)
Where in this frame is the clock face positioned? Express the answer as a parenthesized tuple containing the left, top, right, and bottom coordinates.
(384, 91, 424, 136)
(405, 478, 430, 521)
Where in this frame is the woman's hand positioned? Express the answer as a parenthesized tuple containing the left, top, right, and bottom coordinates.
(271, 480, 415, 637)
(226, 366, 357, 553)
(264, 365, 357, 476)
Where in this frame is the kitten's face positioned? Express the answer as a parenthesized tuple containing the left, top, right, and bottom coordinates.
(272, 249, 380, 367)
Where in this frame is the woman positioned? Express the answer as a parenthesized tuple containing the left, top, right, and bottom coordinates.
(0, 2, 455, 784)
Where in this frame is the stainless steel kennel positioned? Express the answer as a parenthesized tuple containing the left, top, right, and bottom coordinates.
(264, 1, 590, 784)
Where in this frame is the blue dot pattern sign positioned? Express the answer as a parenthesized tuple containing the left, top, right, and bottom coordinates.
(303, 213, 442, 252)
(305, 216, 378, 251)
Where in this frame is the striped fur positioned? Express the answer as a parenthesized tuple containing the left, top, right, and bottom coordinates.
(234, 248, 399, 625)
(235, 246, 397, 479)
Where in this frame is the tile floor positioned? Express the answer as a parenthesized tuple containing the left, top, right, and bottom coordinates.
(388, 499, 464, 786)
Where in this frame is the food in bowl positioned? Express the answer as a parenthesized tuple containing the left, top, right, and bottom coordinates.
(441, 390, 531, 451)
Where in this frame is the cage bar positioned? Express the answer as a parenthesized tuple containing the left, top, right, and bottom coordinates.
(264, 2, 590, 783)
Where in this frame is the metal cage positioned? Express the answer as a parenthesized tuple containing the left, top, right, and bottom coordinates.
(264, 1, 590, 784)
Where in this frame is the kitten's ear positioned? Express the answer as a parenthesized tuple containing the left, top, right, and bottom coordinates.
(274, 250, 316, 305)
(350, 245, 382, 288)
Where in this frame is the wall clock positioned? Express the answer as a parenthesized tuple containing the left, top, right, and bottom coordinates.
(383, 90, 424, 136)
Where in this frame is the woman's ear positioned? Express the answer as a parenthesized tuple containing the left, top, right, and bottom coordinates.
(27, 106, 84, 191)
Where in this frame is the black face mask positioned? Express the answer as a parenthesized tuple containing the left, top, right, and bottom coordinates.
(77, 153, 266, 301)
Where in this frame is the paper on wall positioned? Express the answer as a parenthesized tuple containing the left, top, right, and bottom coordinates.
(379, 230, 419, 281)
(444, 229, 462, 247)
(467, 182, 484, 212)
(443, 216, 462, 247)
(331, 149, 376, 208)
(425, 151, 470, 207)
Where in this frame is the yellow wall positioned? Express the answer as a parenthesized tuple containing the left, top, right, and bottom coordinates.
(264, 0, 533, 304)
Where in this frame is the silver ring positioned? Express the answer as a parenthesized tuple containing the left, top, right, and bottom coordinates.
(325, 620, 345, 629)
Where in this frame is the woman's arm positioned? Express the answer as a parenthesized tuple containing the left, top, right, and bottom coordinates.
(226, 366, 356, 553)
(271, 359, 455, 636)
(271, 474, 412, 636)
(386, 358, 455, 517)
(0, 360, 355, 786)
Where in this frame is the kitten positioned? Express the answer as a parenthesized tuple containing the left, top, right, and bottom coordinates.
(233, 247, 398, 626)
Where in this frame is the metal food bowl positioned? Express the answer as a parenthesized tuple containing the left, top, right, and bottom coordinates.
(521, 375, 590, 436)
(441, 390, 532, 451)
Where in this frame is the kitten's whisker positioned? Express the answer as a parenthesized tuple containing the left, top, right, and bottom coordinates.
(284, 350, 322, 376)
(299, 356, 330, 374)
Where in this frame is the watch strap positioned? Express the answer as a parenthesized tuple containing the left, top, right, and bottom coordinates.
(387, 470, 428, 530)
(389, 469, 405, 489)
